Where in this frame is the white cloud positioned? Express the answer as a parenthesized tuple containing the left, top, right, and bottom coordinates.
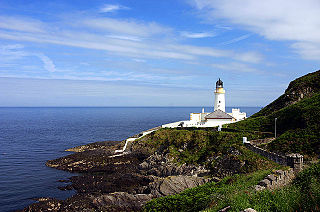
(291, 42, 320, 60)
(211, 62, 260, 73)
(106, 34, 141, 41)
(100, 4, 130, 13)
(0, 44, 56, 72)
(233, 51, 263, 64)
(0, 15, 263, 63)
(191, 0, 320, 60)
(220, 33, 252, 45)
(0, 44, 27, 60)
(132, 58, 146, 63)
(82, 17, 171, 37)
(36, 54, 56, 72)
(0, 16, 44, 33)
(180, 31, 216, 38)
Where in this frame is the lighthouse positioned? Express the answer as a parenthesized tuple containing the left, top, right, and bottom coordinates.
(163, 78, 247, 128)
(214, 78, 226, 112)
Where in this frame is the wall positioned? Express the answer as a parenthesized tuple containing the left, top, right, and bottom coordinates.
(244, 140, 303, 173)
(205, 119, 233, 127)
(230, 108, 247, 121)
(255, 169, 295, 191)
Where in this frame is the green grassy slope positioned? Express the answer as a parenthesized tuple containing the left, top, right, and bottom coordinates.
(133, 128, 280, 176)
(144, 162, 320, 212)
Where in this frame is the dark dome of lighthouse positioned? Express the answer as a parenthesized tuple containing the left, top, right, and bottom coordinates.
(216, 78, 223, 88)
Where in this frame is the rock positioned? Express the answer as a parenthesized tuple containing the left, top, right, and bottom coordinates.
(93, 192, 153, 211)
(21, 198, 62, 212)
(258, 179, 271, 187)
(254, 185, 265, 191)
(218, 206, 231, 212)
(91, 175, 210, 211)
(266, 174, 276, 185)
(139, 161, 149, 169)
(241, 208, 257, 212)
(23, 138, 212, 211)
(211, 155, 244, 178)
(139, 152, 210, 177)
(148, 175, 210, 197)
(65, 140, 122, 152)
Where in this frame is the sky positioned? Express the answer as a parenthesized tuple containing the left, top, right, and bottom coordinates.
(0, 0, 319, 107)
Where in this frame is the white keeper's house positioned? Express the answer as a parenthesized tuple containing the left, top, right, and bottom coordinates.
(162, 79, 246, 128)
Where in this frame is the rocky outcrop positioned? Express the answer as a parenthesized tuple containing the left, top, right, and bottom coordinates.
(93, 175, 210, 211)
(146, 175, 210, 197)
(22, 137, 211, 211)
(210, 147, 246, 178)
(65, 140, 122, 152)
(93, 192, 152, 212)
(139, 152, 210, 177)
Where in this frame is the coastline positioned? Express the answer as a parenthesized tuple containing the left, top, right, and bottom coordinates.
(20, 127, 211, 211)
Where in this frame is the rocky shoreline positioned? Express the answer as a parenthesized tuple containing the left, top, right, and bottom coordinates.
(20, 134, 211, 211)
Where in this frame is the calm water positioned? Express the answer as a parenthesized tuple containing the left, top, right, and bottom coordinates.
(0, 107, 260, 211)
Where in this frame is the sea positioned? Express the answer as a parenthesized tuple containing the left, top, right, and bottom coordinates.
(0, 107, 260, 211)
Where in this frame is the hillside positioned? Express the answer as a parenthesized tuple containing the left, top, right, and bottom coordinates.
(252, 70, 320, 118)
(226, 70, 320, 156)
(145, 162, 320, 212)
(132, 129, 281, 177)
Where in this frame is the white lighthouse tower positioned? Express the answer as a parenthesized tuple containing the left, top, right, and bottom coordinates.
(214, 78, 226, 112)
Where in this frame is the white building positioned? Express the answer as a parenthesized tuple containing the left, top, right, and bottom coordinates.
(162, 79, 246, 128)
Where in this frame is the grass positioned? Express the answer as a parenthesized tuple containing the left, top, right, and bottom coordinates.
(144, 163, 320, 212)
(133, 128, 279, 175)
(144, 169, 272, 212)
(226, 92, 320, 156)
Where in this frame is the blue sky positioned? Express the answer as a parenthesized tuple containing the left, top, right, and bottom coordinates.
(0, 0, 319, 107)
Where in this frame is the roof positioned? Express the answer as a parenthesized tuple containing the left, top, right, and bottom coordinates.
(216, 78, 223, 88)
(205, 109, 234, 119)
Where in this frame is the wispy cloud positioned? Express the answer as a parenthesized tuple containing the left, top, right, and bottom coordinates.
(0, 44, 27, 60)
(132, 58, 146, 63)
(81, 17, 171, 37)
(99, 4, 130, 13)
(0, 15, 44, 33)
(220, 33, 252, 45)
(0, 44, 56, 72)
(36, 54, 56, 72)
(106, 34, 141, 41)
(233, 51, 263, 64)
(211, 62, 261, 73)
(191, 0, 320, 60)
(0, 15, 263, 63)
(180, 31, 216, 38)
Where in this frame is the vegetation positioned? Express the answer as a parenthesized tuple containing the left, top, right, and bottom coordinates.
(144, 169, 272, 212)
(252, 70, 320, 117)
(136, 128, 279, 174)
(143, 70, 320, 211)
(145, 162, 320, 212)
(226, 70, 320, 156)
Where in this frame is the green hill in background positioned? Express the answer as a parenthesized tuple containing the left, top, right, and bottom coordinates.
(226, 70, 320, 157)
